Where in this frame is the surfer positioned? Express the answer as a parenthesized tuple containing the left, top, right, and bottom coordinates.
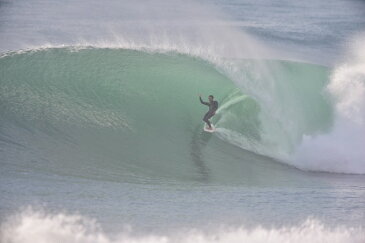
(199, 95, 218, 130)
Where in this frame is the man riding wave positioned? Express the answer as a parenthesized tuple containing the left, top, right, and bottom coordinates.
(199, 94, 218, 130)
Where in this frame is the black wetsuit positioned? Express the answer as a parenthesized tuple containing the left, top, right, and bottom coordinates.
(199, 97, 218, 128)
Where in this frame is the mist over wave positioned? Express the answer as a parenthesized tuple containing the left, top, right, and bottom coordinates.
(0, 0, 273, 62)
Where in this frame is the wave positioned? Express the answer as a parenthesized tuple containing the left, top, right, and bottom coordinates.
(3, 0, 362, 177)
(1, 208, 364, 243)
(0, 46, 339, 182)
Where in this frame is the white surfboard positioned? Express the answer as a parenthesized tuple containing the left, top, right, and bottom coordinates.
(203, 123, 215, 133)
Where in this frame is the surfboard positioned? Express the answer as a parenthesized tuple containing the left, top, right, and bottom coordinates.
(203, 123, 215, 133)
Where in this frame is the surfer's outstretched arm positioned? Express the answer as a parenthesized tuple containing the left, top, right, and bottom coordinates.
(199, 96, 210, 106)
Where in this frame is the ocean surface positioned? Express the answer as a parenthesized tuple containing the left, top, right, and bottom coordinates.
(1, 0, 365, 242)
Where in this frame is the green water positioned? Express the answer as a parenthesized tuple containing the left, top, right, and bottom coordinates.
(0, 48, 332, 183)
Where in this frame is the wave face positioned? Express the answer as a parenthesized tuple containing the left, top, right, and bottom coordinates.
(0, 47, 336, 183)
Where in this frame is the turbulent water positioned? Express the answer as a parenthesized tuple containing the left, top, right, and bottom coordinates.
(1, 0, 365, 242)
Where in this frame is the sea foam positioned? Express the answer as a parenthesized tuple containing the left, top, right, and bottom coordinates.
(294, 34, 365, 174)
(1, 208, 364, 243)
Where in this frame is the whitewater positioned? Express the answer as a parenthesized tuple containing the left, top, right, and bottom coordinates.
(0, 0, 365, 242)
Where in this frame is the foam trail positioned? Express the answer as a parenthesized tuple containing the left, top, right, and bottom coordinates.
(1, 208, 364, 243)
(294, 34, 365, 174)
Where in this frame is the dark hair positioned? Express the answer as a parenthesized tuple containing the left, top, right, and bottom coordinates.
(209, 95, 214, 99)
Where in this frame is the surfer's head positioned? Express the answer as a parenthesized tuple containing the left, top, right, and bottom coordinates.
(208, 95, 214, 102)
